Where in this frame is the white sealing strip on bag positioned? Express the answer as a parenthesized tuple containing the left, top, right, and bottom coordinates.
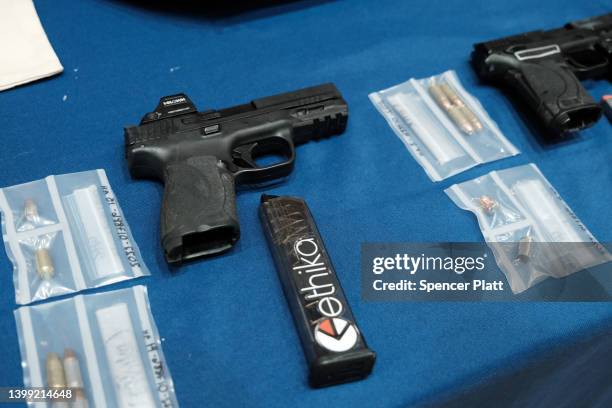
(0, 169, 150, 304)
(133, 286, 176, 404)
(97, 169, 145, 278)
(369, 70, 519, 181)
(14, 285, 179, 408)
(445, 163, 612, 293)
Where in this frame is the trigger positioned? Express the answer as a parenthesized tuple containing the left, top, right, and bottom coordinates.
(232, 143, 258, 168)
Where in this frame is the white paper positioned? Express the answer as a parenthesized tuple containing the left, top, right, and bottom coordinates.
(387, 93, 464, 165)
(0, 0, 63, 91)
(513, 179, 582, 242)
(96, 303, 156, 408)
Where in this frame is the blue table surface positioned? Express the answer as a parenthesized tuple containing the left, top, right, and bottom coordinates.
(1, 0, 611, 407)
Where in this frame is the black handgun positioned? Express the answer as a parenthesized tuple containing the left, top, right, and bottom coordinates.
(472, 13, 612, 136)
(124, 84, 348, 264)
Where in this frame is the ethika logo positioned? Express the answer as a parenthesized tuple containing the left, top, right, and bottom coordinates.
(293, 238, 358, 353)
(314, 317, 358, 352)
(162, 97, 187, 106)
(293, 238, 343, 318)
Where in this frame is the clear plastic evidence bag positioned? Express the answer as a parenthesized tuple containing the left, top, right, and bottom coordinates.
(0, 169, 149, 304)
(446, 163, 611, 293)
(369, 70, 519, 181)
(15, 285, 178, 408)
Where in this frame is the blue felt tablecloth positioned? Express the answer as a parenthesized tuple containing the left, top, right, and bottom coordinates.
(1, 0, 611, 407)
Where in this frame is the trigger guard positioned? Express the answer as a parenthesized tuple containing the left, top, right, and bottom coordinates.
(232, 136, 294, 172)
(233, 137, 295, 184)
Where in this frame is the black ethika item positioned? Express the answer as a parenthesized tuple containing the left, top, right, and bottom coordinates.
(259, 194, 375, 388)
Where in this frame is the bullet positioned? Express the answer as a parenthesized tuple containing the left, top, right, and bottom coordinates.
(439, 83, 464, 107)
(479, 195, 498, 214)
(439, 83, 484, 132)
(429, 84, 476, 134)
(35, 248, 54, 280)
(517, 236, 534, 262)
(447, 106, 475, 134)
(63, 349, 84, 388)
(24, 199, 39, 223)
(47, 352, 71, 408)
(72, 389, 89, 408)
(459, 105, 484, 132)
(64, 349, 89, 408)
(46, 352, 66, 388)
(428, 84, 453, 110)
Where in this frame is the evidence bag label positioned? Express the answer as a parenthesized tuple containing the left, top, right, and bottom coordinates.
(360, 243, 612, 301)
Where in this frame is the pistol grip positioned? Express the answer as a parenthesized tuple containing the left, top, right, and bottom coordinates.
(510, 59, 601, 134)
(161, 156, 239, 264)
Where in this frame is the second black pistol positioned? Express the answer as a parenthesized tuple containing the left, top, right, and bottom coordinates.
(472, 13, 612, 137)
